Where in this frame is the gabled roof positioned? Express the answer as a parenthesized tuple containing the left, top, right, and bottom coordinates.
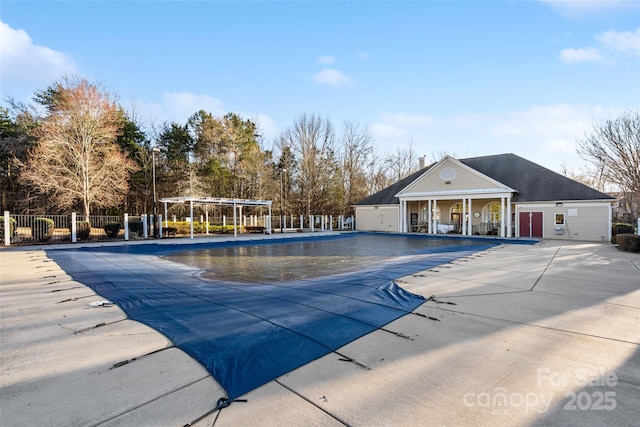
(355, 165, 433, 205)
(355, 153, 614, 205)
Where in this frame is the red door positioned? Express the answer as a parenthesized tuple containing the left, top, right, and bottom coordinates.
(519, 212, 543, 238)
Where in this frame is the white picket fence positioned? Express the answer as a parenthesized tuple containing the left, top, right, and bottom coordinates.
(1, 211, 354, 246)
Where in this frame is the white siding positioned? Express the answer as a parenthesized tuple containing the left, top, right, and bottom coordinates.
(516, 202, 611, 242)
(355, 205, 399, 232)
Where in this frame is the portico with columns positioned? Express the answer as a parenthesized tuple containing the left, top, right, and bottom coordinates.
(396, 156, 516, 237)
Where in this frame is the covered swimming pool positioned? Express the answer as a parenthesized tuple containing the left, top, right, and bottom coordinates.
(46, 232, 535, 405)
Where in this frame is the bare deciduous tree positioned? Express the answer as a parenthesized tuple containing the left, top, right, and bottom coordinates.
(281, 113, 337, 216)
(20, 77, 137, 216)
(577, 110, 640, 219)
(365, 148, 394, 194)
(385, 141, 418, 181)
(340, 121, 372, 215)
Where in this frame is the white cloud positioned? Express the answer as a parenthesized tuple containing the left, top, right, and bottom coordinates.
(596, 28, 640, 57)
(370, 112, 438, 150)
(316, 55, 336, 65)
(0, 20, 78, 91)
(134, 91, 225, 126)
(163, 92, 225, 119)
(370, 122, 411, 141)
(313, 68, 349, 86)
(379, 112, 436, 127)
(132, 92, 279, 143)
(368, 105, 624, 172)
(560, 27, 640, 64)
(355, 52, 369, 60)
(246, 113, 279, 143)
(539, 0, 639, 18)
(493, 104, 595, 137)
(491, 104, 625, 166)
(560, 47, 605, 63)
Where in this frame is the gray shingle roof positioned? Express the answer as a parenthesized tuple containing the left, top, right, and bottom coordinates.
(460, 153, 614, 202)
(355, 153, 614, 205)
(355, 166, 432, 205)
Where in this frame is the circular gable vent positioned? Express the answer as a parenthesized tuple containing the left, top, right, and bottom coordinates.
(439, 167, 457, 181)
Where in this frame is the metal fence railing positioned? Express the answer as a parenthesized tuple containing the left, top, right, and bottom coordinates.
(2, 212, 356, 247)
(4, 215, 70, 244)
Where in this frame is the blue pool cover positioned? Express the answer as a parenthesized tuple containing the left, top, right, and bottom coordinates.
(46, 233, 526, 402)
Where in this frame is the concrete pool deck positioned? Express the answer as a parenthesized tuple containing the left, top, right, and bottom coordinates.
(1, 234, 639, 426)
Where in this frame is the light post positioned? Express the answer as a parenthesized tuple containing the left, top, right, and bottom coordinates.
(152, 147, 160, 238)
(276, 167, 286, 233)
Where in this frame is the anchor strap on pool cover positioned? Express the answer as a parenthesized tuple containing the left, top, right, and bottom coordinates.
(47, 237, 496, 401)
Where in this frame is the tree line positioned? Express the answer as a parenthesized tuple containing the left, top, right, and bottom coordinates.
(0, 77, 420, 218)
(1, 77, 638, 221)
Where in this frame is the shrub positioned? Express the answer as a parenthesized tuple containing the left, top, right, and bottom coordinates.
(171, 221, 200, 234)
(104, 222, 121, 238)
(615, 233, 640, 253)
(128, 221, 143, 235)
(71, 221, 91, 240)
(32, 217, 55, 241)
(210, 225, 236, 234)
(612, 223, 636, 237)
(163, 222, 237, 235)
(0, 217, 17, 237)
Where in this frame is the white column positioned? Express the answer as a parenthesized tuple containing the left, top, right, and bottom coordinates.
(124, 213, 129, 241)
(403, 200, 408, 233)
(330, 215, 333, 231)
(506, 195, 512, 237)
(405, 200, 409, 232)
(428, 200, 432, 234)
(233, 202, 237, 237)
(432, 200, 438, 234)
(164, 202, 168, 227)
(468, 198, 473, 236)
(3, 211, 10, 246)
(142, 214, 148, 239)
(205, 208, 209, 235)
(189, 201, 194, 239)
(158, 215, 163, 238)
(461, 198, 467, 236)
(310, 215, 314, 232)
(500, 197, 505, 237)
(402, 200, 410, 233)
(71, 212, 77, 243)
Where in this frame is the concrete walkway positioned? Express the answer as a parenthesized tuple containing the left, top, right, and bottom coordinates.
(1, 236, 639, 426)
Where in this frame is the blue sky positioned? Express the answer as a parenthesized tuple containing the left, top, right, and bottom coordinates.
(1, 0, 639, 172)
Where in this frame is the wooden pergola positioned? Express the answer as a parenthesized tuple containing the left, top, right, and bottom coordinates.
(159, 196, 273, 238)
